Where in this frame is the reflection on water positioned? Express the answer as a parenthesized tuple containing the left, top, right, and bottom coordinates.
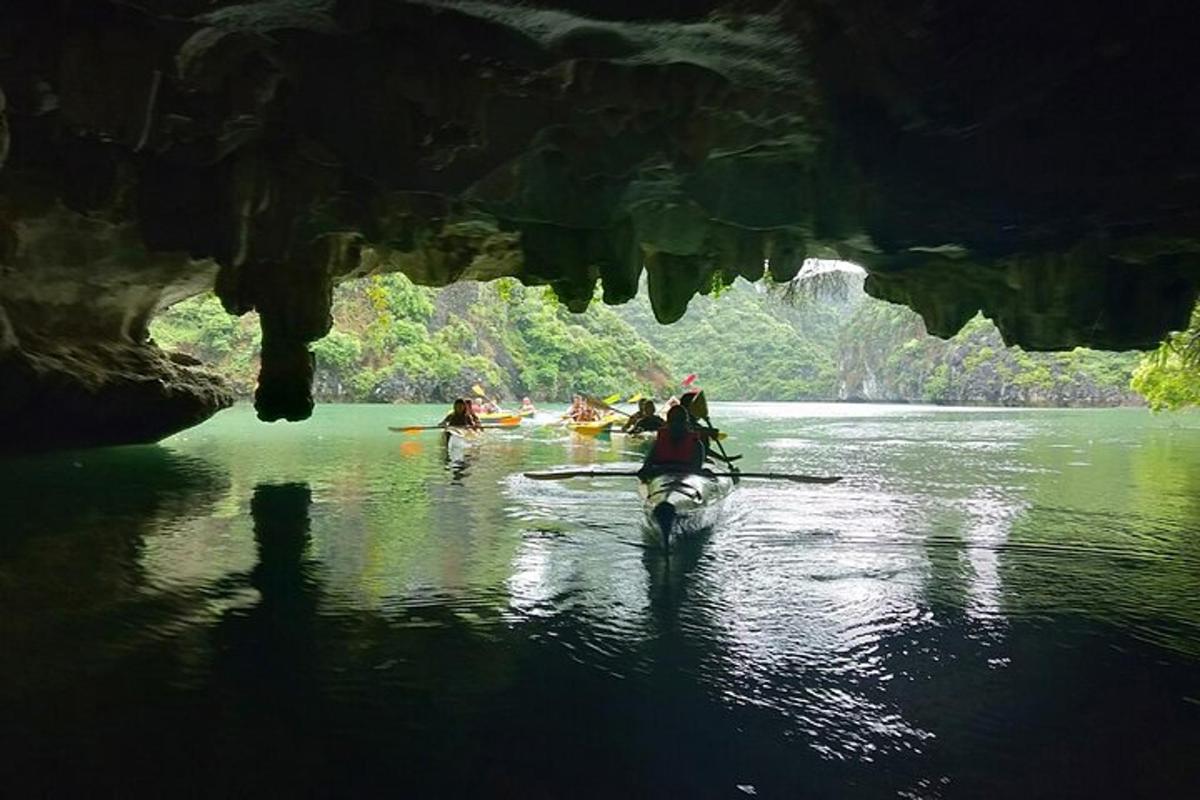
(2, 404, 1200, 796)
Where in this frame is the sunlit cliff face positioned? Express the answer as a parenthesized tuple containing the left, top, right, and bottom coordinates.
(2, 0, 1199, 452)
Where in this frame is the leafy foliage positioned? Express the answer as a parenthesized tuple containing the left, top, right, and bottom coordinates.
(151, 270, 1145, 407)
(1131, 305, 1200, 411)
(150, 293, 261, 395)
(837, 301, 1141, 406)
(615, 281, 841, 400)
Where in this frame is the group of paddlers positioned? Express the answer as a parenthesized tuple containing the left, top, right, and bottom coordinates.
(563, 395, 602, 422)
(439, 387, 723, 475)
(439, 396, 537, 429)
(636, 390, 725, 475)
(574, 390, 725, 474)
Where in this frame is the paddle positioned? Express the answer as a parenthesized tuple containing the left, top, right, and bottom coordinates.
(472, 383, 505, 410)
(523, 469, 841, 485)
(388, 422, 512, 433)
(585, 394, 631, 417)
(686, 389, 739, 471)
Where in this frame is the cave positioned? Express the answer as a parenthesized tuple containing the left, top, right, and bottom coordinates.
(3, 0, 1199, 453)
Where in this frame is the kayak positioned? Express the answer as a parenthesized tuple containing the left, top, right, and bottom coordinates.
(480, 415, 523, 426)
(387, 416, 521, 433)
(565, 417, 617, 436)
(444, 427, 479, 459)
(479, 409, 534, 421)
(638, 470, 736, 550)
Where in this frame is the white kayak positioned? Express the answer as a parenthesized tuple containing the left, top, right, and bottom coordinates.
(638, 470, 735, 550)
(443, 427, 480, 459)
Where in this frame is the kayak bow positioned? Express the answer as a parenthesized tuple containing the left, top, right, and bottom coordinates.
(639, 470, 736, 550)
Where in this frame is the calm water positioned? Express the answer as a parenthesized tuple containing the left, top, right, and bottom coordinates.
(3, 403, 1200, 797)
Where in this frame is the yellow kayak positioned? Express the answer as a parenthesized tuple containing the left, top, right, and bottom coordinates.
(566, 417, 618, 436)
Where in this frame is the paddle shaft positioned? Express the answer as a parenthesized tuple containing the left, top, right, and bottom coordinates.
(585, 394, 630, 417)
(699, 414, 738, 471)
(523, 469, 841, 484)
(389, 423, 510, 432)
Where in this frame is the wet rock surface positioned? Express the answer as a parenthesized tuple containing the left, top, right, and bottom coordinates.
(1, 0, 1199, 449)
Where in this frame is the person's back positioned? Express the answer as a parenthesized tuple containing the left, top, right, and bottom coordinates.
(642, 406, 704, 474)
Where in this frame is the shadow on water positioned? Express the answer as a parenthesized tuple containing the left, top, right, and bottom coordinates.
(642, 527, 711, 625)
(0, 445, 232, 794)
(0, 445, 230, 628)
(0, 444, 230, 545)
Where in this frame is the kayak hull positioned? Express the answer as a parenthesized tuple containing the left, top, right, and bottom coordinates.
(443, 427, 478, 459)
(638, 471, 734, 549)
(479, 410, 532, 422)
(566, 419, 615, 436)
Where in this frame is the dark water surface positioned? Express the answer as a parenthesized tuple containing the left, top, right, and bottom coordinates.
(4, 403, 1200, 797)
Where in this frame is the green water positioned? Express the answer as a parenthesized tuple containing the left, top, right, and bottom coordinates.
(3, 402, 1200, 796)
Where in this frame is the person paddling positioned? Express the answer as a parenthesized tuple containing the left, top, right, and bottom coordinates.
(441, 398, 482, 430)
(567, 394, 599, 422)
(623, 399, 664, 433)
(640, 406, 705, 476)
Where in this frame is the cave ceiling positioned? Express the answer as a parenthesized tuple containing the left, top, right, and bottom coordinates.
(2, 0, 1199, 445)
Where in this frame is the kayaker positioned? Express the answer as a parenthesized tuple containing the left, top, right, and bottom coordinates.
(623, 399, 664, 433)
(520, 396, 537, 414)
(441, 398, 482, 430)
(640, 406, 704, 475)
(568, 394, 599, 422)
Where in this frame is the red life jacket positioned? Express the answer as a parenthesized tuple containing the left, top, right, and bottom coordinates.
(651, 430, 700, 464)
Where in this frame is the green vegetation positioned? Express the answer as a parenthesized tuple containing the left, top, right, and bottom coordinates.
(1131, 305, 1200, 411)
(156, 275, 672, 402)
(837, 302, 1140, 407)
(150, 293, 261, 396)
(152, 271, 1145, 407)
(616, 282, 842, 400)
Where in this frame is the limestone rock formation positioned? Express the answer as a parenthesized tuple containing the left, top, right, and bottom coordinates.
(2, 0, 1199, 451)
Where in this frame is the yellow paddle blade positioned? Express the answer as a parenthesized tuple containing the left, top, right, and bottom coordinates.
(690, 390, 710, 419)
(601, 393, 621, 405)
(626, 393, 643, 404)
(472, 384, 486, 396)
